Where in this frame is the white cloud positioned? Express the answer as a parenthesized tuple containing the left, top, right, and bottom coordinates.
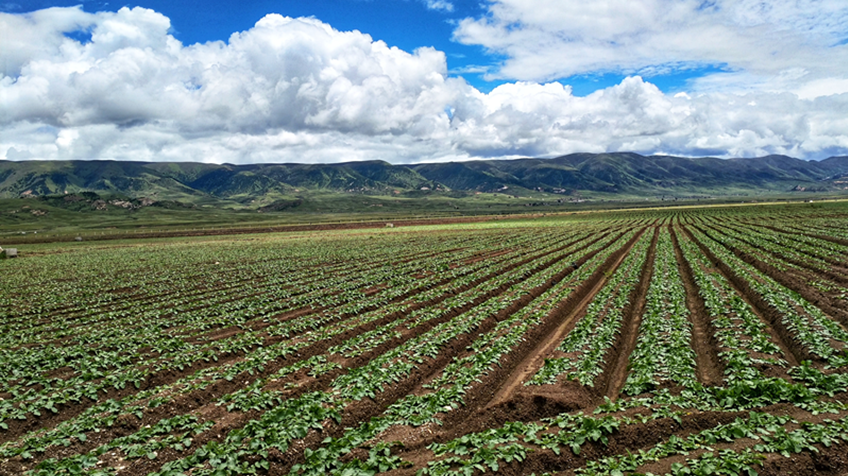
(1, 6, 848, 164)
(0, 7, 92, 77)
(795, 78, 848, 100)
(447, 76, 848, 159)
(453, 0, 848, 94)
(1, 7, 462, 133)
(425, 1, 454, 12)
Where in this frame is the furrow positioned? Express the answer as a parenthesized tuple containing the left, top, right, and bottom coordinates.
(602, 226, 659, 401)
(682, 226, 811, 366)
(670, 226, 724, 387)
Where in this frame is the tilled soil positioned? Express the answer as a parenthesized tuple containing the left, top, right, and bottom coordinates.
(4, 211, 848, 476)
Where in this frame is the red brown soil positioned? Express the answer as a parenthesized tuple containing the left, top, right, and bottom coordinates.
(12, 232, 596, 474)
(488, 228, 650, 408)
(268, 231, 634, 472)
(351, 229, 649, 464)
(386, 410, 749, 476)
(740, 225, 848, 280)
(7, 219, 848, 476)
(713, 224, 848, 326)
(700, 224, 848, 330)
(1, 235, 574, 446)
(261, 241, 615, 474)
(2, 234, 588, 459)
(670, 226, 725, 387)
(684, 226, 816, 366)
(602, 226, 659, 400)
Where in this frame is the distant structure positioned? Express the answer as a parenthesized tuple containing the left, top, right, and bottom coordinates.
(0, 247, 17, 259)
(385, 223, 394, 228)
(75, 236, 83, 242)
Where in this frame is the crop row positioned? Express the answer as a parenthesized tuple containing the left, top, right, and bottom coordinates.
(527, 229, 653, 387)
(676, 229, 788, 385)
(0, 230, 577, 428)
(623, 227, 697, 395)
(689, 226, 848, 367)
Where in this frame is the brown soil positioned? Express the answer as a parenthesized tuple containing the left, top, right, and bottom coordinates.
(267, 232, 619, 475)
(1, 236, 574, 445)
(458, 229, 645, 418)
(486, 229, 645, 408)
(602, 226, 659, 400)
(685, 225, 815, 366)
(350, 229, 648, 465)
(670, 226, 725, 387)
(702, 224, 848, 330)
(7, 218, 848, 476)
(19, 231, 594, 474)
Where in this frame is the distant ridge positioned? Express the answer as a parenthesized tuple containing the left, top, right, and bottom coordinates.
(2, 153, 848, 202)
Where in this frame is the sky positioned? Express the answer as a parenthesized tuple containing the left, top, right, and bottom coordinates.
(1, 0, 848, 164)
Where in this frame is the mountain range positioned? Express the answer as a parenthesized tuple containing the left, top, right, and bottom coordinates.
(2, 153, 848, 205)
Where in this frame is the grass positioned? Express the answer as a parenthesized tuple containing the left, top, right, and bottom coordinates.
(3, 190, 848, 246)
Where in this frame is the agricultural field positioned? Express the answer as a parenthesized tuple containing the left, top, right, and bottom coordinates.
(2, 203, 848, 476)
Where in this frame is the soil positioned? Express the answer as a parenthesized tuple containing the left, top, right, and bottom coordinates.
(670, 226, 725, 387)
(5, 213, 848, 476)
(602, 226, 659, 400)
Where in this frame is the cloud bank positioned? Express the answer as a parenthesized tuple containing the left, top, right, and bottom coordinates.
(1, 5, 847, 163)
(454, 0, 848, 89)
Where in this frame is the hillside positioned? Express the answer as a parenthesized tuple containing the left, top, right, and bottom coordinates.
(2, 153, 848, 204)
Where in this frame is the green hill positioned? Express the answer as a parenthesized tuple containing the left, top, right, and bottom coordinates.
(2, 154, 848, 204)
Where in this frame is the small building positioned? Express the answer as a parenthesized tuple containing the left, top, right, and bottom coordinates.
(1, 248, 17, 259)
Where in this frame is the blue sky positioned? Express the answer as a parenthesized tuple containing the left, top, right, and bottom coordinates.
(2, 0, 847, 163)
(4, 0, 723, 94)
(8, 0, 492, 88)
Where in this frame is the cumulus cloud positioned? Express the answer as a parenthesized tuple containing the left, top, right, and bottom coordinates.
(448, 77, 848, 159)
(453, 0, 848, 94)
(1, 6, 848, 164)
(1, 8, 460, 133)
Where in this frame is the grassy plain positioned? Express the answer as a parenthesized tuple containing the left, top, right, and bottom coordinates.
(2, 190, 846, 246)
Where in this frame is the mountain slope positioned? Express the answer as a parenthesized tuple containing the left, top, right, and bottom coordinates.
(2, 153, 848, 202)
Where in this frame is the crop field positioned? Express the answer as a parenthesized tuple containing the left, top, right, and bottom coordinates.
(2, 203, 848, 476)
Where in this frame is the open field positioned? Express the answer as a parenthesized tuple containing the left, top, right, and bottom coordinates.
(2, 203, 848, 475)
(5, 193, 847, 246)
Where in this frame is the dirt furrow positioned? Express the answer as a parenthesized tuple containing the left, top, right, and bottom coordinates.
(670, 226, 724, 387)
(486, 228, 649, 409)
(1, 233, 596, 446)
(2, 235, 597, 473)
(708, 226, 848, 315)
(389, 409, 748, 476)
(699, 224, 848, 329)
(390, 228, 648, 450)
(752, 222, 848, 253)
(602, 226, 659, 401)
(158, 230, 622, 476)
(682, 226, 807, 366)
(716, 223, 848, 286)
(9, 231, 610, 474)
(0, 235, 576, 443)
(182, 230, 621, 476)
